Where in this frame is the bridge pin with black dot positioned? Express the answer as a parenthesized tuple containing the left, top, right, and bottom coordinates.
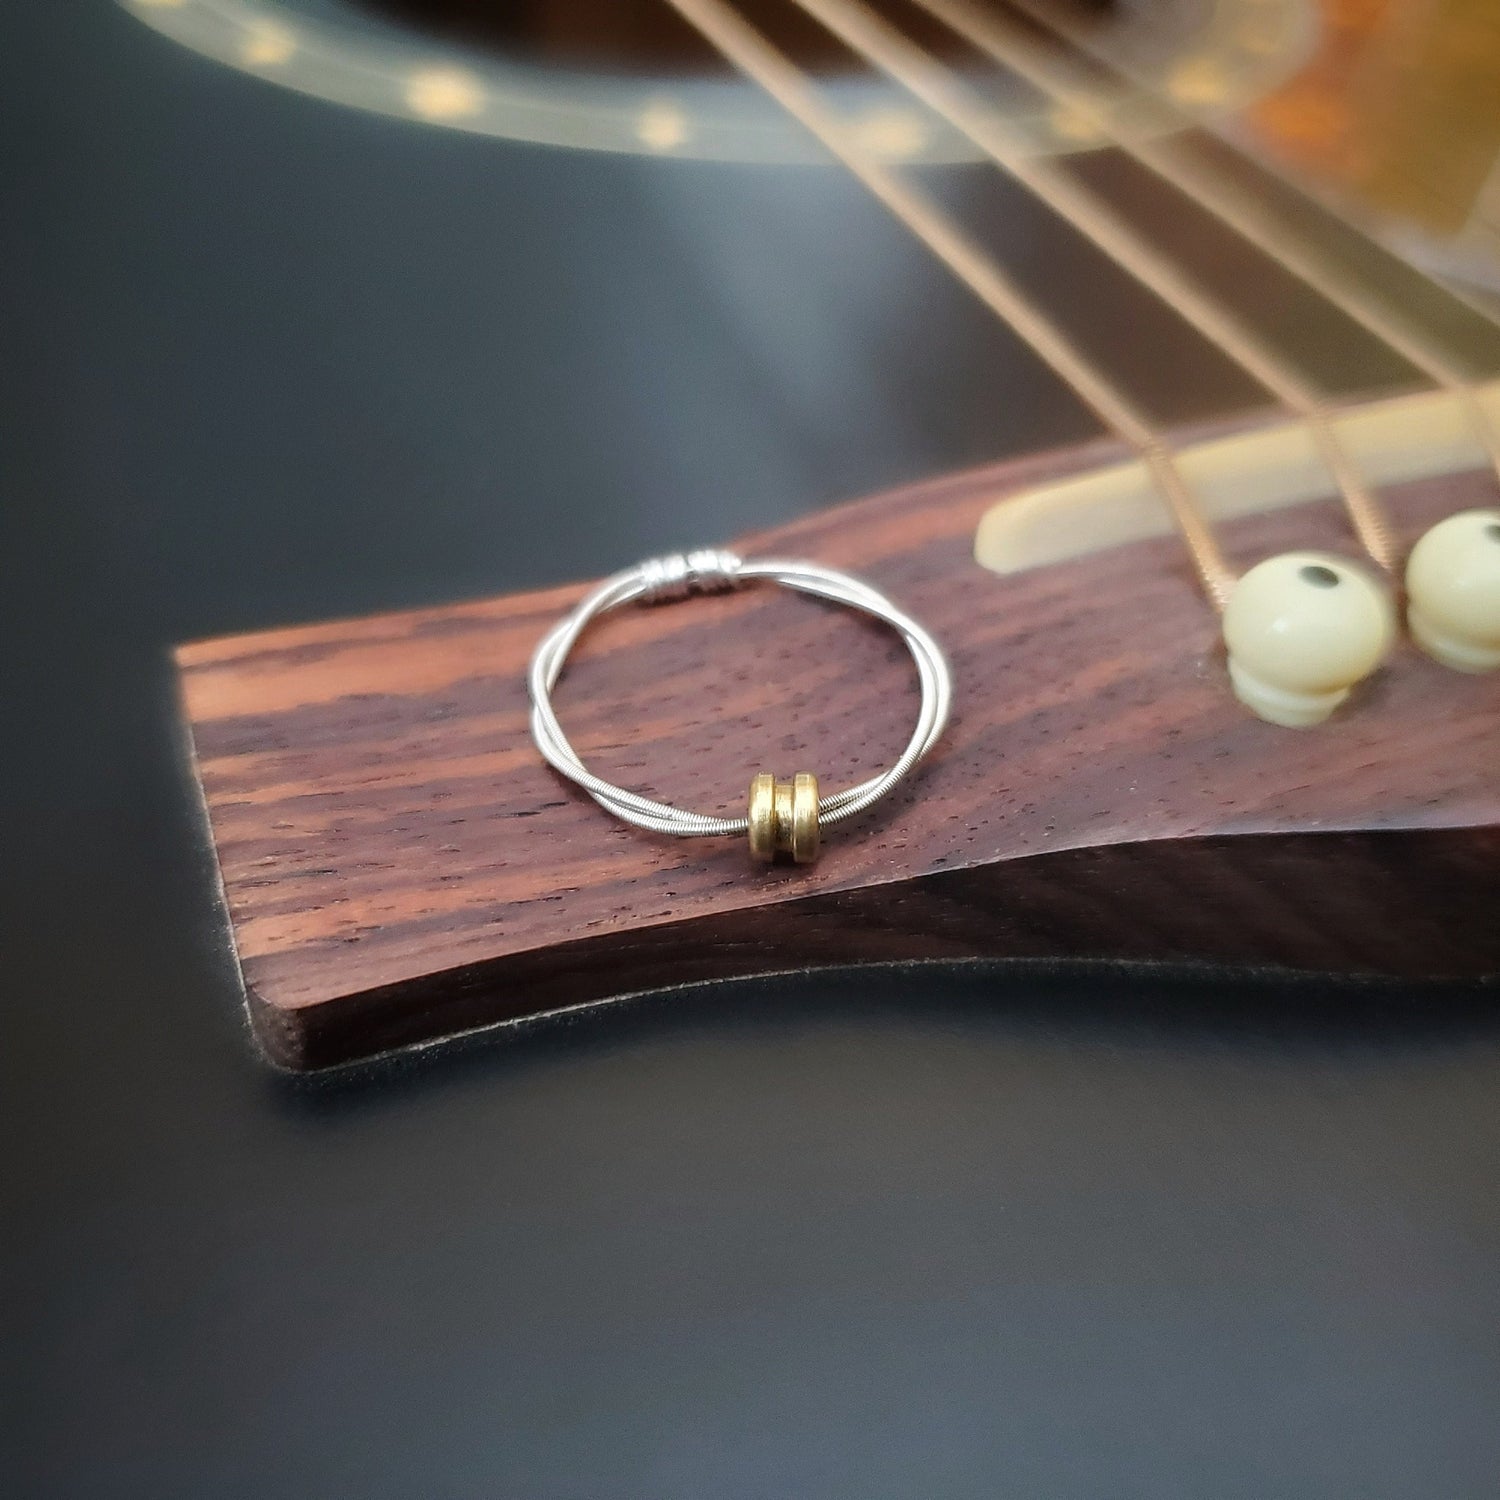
(1404, 509, 1500, 673)
(1221, 552, 1396, 728)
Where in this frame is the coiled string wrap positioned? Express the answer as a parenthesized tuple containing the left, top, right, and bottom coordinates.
(527, 551, 952, 840)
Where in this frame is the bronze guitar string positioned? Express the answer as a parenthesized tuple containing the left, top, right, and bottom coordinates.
(784, 0, 1397, 572)
(995, 0, 1500, 346)
(662, 0, 1240, 605)
(935, 0, 1500, 487)
(661, 0, 1499, 608)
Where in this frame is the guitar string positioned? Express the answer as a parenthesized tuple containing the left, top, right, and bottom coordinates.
(782, 0, 1409, 571)
(1427, 265, 1500, 334)
(908, 0, 1500, 490)
(662, 0, 1243, 605)
(1001, 0, 1500, 343)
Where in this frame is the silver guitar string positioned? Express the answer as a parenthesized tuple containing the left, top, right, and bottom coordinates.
(528, 549, 952, 838)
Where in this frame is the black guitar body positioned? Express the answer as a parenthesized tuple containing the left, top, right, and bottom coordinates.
(5, 5, 1499, 1495)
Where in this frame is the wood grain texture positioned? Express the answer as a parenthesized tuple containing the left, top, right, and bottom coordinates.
(176, 432, 1500, 1068)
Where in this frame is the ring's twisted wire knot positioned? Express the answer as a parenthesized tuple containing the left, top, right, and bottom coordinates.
(638, 548, 743, 604)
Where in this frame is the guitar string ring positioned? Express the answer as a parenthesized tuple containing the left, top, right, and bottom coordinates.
(527, 551, 952, 863)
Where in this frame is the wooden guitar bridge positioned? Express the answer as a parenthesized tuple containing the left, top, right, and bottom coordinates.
(176, 439, 1500, 1069)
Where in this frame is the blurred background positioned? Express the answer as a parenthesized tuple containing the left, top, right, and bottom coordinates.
(4, 3, 1500, 1495)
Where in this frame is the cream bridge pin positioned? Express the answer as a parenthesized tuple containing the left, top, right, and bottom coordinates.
(527, 549, 952, 864)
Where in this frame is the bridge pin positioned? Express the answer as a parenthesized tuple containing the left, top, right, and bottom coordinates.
(1222, 552, 1395, 727)
(1405, 509, 1500, 673)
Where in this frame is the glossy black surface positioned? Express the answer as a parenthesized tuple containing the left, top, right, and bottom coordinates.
(4, 7, 1500, 1496)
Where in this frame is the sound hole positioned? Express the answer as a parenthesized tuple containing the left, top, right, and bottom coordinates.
(355, 0, 1113, 75)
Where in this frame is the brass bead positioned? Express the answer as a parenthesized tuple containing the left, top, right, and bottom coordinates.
(746, 771, 820, 864)
(789, 772, 820, 864)
(747, 772, 778, 862)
